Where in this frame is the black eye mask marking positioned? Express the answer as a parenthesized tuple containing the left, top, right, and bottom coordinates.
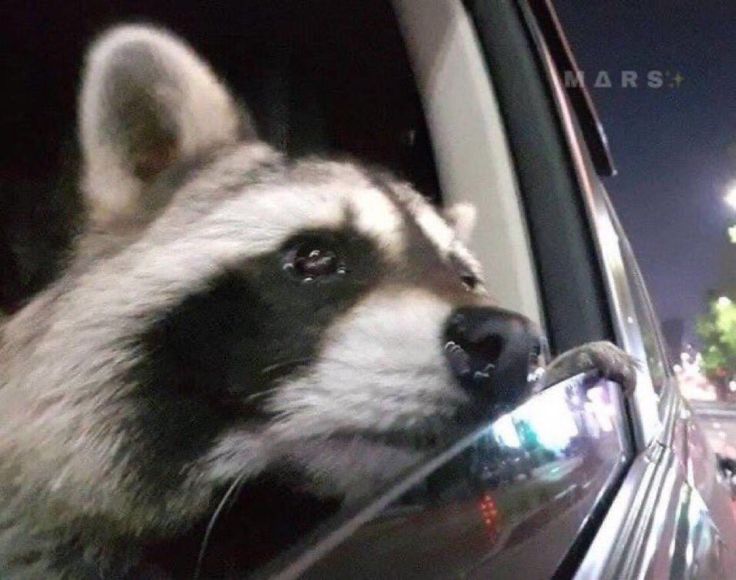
(282, 234, 348, 282)
(123, 228, 383, 492)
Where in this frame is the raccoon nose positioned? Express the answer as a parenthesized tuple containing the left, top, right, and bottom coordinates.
(443, 307, 546, 404)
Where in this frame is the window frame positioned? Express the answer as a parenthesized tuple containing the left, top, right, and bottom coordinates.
(463, 0, 615, 357)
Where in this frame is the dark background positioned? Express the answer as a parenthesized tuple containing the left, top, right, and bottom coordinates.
(555, 1, 736, 344)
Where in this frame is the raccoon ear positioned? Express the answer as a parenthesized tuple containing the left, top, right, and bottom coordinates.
(444, 202, 477, 244)
(79, 25, 250, 225)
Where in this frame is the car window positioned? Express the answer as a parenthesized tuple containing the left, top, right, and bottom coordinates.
(263, 373, 633, 579)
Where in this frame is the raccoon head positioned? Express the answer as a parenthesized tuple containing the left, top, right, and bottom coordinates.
(0, 25, 542, 552)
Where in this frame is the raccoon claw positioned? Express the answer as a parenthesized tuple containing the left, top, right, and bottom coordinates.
(543, 341, 638, 394)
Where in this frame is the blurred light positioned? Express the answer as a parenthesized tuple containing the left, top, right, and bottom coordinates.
(726, 184, 736, 210)
(493, 414, 522, 449)
(729, 381, 736, 392)
(717, 296, 732, 308)
(675, 348, 719, 401)
(585, 388, 615, 432)
(730, 226, 736, 245)
(479, 495, 500, 532)
(515, 393, 578, 451)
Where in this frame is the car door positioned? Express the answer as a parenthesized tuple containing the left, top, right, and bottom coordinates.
(259, 373, 632, 579)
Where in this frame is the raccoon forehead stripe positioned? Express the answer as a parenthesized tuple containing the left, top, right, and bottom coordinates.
(412, 202, 456, 254)
(193, 180, 406, 260)
(346, 187, 406, 255)
(378, 178, 457, 257)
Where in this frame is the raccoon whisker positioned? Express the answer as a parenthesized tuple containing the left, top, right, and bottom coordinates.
(194, 470, 250, 580)
(259, 358, 314, 375)
(242, 386, 281, 404)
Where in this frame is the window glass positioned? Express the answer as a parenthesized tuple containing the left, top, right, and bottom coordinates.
(265, 374, 632, 579)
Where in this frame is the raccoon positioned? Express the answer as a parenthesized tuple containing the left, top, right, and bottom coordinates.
(0, 25, 636, 578)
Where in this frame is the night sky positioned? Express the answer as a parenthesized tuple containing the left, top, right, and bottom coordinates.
(555, 1, 736, 342)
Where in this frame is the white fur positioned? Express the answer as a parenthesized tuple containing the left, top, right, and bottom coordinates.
(389, 181, 481, 275)
(444, 202, 477, 244)
(266, 288, 463, 435)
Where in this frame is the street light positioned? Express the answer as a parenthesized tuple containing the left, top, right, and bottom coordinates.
(727, 184, 736, 243)
(727, 183, 736, 211)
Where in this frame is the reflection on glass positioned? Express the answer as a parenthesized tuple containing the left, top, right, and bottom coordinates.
(273, 373, 632, 580)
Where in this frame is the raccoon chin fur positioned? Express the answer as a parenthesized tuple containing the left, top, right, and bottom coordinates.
(0, 24, 637, 579)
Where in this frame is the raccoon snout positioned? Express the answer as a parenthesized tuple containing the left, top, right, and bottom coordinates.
(443, 307, 543, 406)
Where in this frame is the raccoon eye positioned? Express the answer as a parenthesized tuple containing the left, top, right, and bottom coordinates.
(283, 242, 346, 282)
(450, 254, 479, 291)
(460, 273, 478, 291)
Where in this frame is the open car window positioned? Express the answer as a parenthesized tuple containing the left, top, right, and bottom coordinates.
(258, 372, 633, 579)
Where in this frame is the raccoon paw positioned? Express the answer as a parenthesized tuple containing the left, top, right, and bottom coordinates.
(543, 341, 638, 394)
